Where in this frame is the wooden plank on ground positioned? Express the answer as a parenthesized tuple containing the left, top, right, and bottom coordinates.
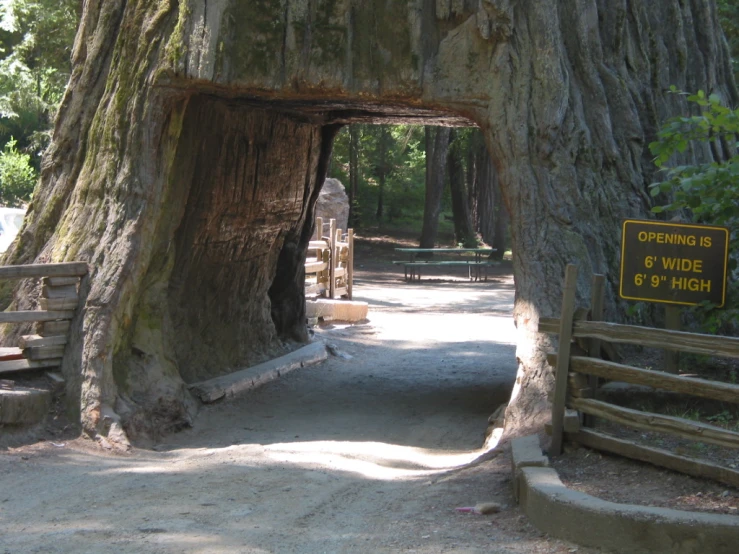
(44, 276, 80, 287)
(24, 345, 66, 360)
(570, 397, 739, 450)
(540, 319, 739, 359)
(565, 355, 739, 404)
(0, 262, 87, 279)
(0, 358, 62, 374)
(189, 342, 328, 403)
(551, 264, 579, 456)
(0, 311, 74, 324)
(568, 428, 739, 489)
(39, 298, 78, 311)
(19, 335, 67, 349)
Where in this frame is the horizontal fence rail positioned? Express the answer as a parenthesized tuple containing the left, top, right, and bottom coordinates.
(0, 262, 88, 280)
(539, 317, 739, 358)
(546, 353, 739, 404)
(540, 264, 739, 488)
(569, 397, 739, 450)
(0, 262, 87, 377)
(569, 428, 739, 489)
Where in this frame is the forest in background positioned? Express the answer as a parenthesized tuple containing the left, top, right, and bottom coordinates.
(329, 124, 508, 253)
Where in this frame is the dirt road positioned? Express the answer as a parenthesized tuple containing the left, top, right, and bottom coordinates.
(1, 254, 593, 553)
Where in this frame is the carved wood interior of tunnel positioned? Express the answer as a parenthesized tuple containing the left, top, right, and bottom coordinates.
(156, 93, 478, 387)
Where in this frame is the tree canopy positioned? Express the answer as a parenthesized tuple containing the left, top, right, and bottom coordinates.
(0, 0, 79, 204)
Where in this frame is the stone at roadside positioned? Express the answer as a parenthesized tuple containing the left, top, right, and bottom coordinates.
(316, 178, 350, 232)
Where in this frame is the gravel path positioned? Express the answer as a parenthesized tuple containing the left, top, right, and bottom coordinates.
(0, 263, 596, 553)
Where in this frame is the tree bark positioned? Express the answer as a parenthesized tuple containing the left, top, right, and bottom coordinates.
(375, 126, 390, 221)
(448, 130, 477, 247)
(419, 126, 450, 249)
(473, 138, 496, 246)
(490, 168, 507, 261)
(348, 125, 360, 227)
(2, 0, 734, 446)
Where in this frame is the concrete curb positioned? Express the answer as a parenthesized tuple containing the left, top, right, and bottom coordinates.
(189, 341, 328, 403)
(511, 435, 739, 554)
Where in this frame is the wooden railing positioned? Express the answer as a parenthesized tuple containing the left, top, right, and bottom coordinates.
(542, 264, 739, 487)
(305, 217, 354, 300)
(0, 262, 87, 376)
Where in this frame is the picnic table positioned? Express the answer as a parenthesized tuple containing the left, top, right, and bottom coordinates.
(393, 247, 497, 281)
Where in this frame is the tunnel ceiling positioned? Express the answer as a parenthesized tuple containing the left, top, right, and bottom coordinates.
(164, 89, 478, 127)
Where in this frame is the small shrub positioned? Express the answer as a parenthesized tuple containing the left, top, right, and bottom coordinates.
(649, 88, 739, 333)
(0, 137, 36, 206)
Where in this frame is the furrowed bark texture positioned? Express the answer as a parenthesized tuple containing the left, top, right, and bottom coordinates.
(2, 0, 735, 443)
(420, 127, 451, 250)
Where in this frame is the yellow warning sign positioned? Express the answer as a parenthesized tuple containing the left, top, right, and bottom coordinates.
(619, 220, 729, 307)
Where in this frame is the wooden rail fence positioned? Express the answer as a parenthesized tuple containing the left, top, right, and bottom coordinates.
(541, 264, 739, 487)
(305, 217, 354, 300)
(0, 262, 87, 376)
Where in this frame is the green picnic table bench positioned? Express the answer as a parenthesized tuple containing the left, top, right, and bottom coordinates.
(393, 248, 498, 281)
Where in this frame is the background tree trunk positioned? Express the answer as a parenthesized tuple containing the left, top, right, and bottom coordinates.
(448, 130, 477, 247)
(348, 125, 360, 227)
(490, 168, 507, 261)
(474, 139, 496, 247)
(419, 126, 450, 249)
(375, 126, 390, 221)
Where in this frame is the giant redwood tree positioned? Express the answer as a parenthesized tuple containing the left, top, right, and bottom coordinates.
(2, 0, 735, 445)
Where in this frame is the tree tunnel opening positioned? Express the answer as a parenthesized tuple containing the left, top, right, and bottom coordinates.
(132, 89, 519, 450)
(160, 92, 500, 393)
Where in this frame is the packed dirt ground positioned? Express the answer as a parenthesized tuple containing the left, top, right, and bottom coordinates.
(0, 232, 601, 554)
(2, 231, 736, 553)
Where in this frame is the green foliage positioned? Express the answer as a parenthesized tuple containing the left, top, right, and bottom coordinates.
(648, 88, 739, 331)
(0, 135, 36, 205)
(331, 124, 431, 228)
(0, 0, 80, 161)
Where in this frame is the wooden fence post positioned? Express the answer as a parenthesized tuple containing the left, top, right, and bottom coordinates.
(550, 264, 579, 456)
(584, 273, 605, 428)
(328, 219, 337, 300)
(347, 229, 354, 300)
